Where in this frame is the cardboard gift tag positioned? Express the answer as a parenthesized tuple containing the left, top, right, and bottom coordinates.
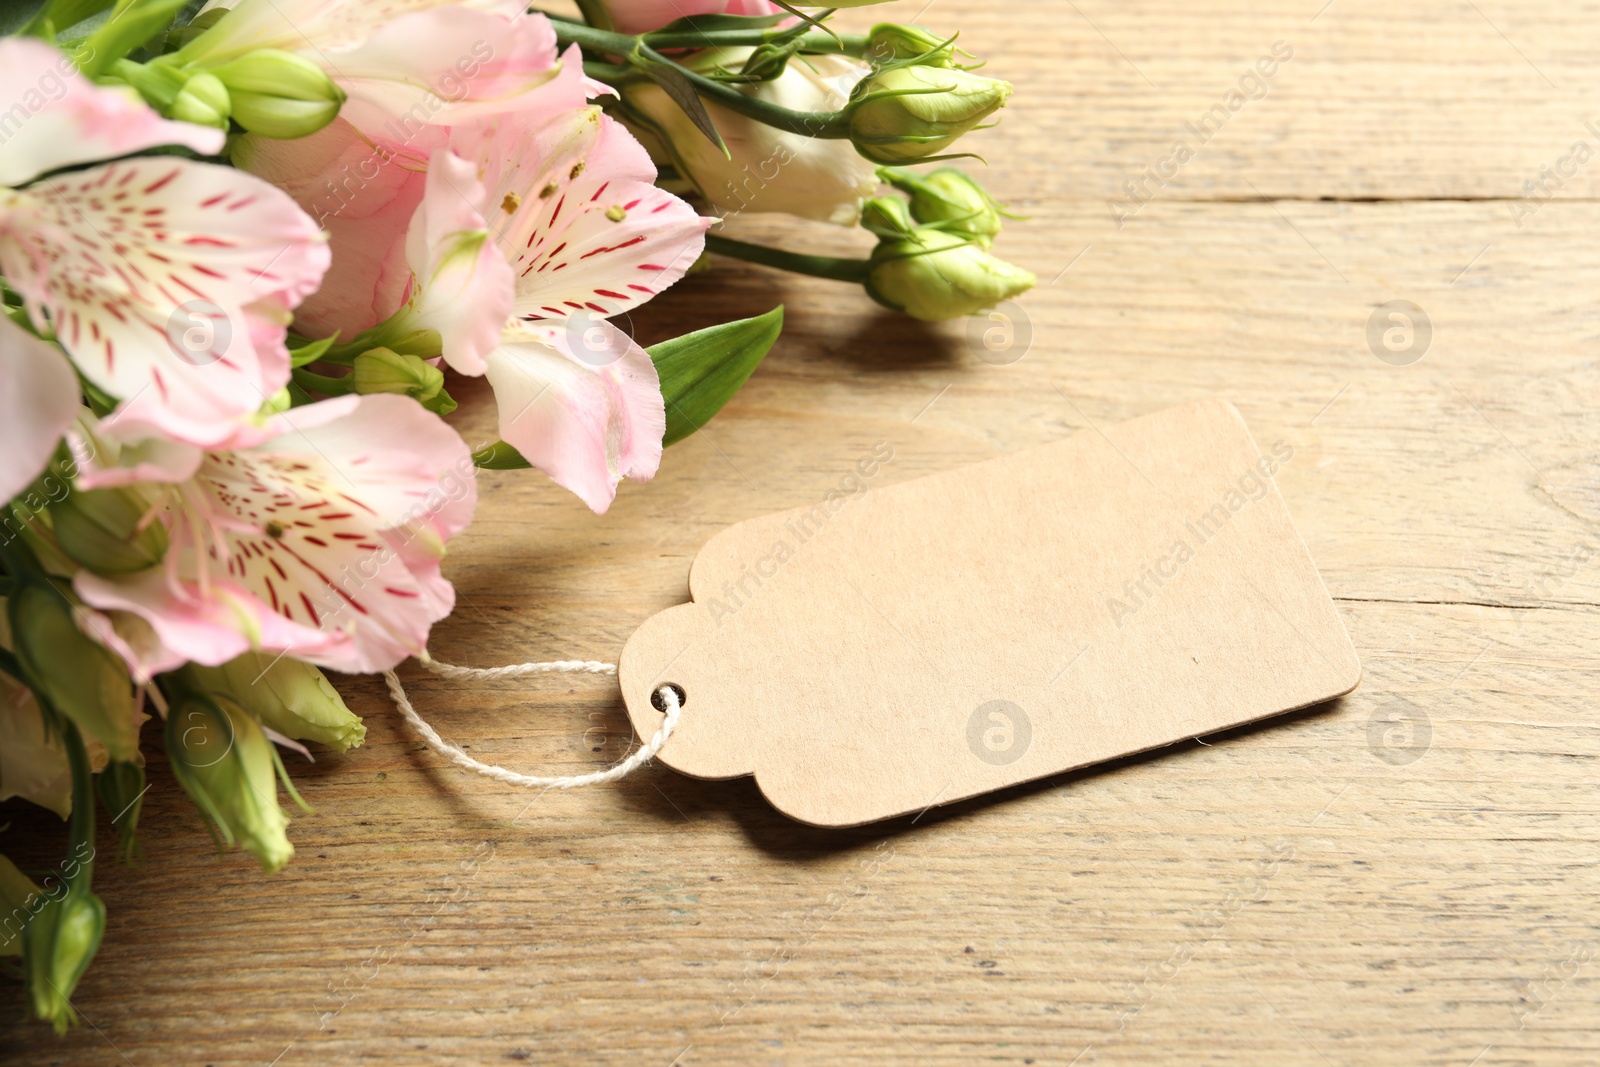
(620, 399, 1359, 827)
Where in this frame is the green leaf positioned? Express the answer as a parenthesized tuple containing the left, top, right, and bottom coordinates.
(0, 0, 50, 36)
(649, 305, 782, 446)
(288, 332, 339, 367)
(74, 0, 191, 75)
(471, 440, 531, 470)
(636, 56, 728, 156)
(47, 0, 118, 37)
(468, 306, 782, 466)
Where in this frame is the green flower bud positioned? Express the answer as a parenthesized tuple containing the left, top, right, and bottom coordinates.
(229, 92, 343, 139)
(351, 347, 454, 414)
(24, 887, 105, 1034)
(848, 65, 1012, 164)
(733, 41, 797, 82)
(859, 194, 916, 239)
(96, 760, 146, 863)
(49, 483, 166, 575)
(0, 853, 41, 958)
(7, 581, 140, 762)
(866, 229, 1035, 322)
(166, 695, 298, 873)
(878, 165, 1007, 247)
(865, 24, 961, 67)
(183, 652, 365, 752)
(169, 71, 231, 129)
(211, 50, 344, 139)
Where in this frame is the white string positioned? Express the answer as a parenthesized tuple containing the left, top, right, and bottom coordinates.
(417, 649, 618, 680)
(382, 652, 679, 790)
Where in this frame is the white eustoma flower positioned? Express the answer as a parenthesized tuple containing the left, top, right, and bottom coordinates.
(624, 49, 879, 225)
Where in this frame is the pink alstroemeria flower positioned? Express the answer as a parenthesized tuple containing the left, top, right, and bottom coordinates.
(233, 53, 590, 340)
(0, 38, 329, 461)
(241, 94, 709, 513)
(74, 394, 477, 676)
(454, 106, 706, 512)
(588, 0, 783, 35)
(184, 0, 565, 137)
(398, 105, 708, 513)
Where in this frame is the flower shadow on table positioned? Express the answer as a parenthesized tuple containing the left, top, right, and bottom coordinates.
(635, 269, 968, 372)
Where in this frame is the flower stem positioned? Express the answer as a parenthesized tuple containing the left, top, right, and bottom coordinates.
(290, 368, 355, 396)
(62, 722, 96, 892)
(552, 20, 854, 138)
(705, 234, 869, 283)
(0, 644, 22, 684)
(645, 28, 867, 55)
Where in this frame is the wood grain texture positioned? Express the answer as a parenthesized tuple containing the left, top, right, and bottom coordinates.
(5, 1, 1600, 1064)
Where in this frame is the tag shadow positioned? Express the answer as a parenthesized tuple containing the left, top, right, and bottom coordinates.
(617, 694, 1351, 863)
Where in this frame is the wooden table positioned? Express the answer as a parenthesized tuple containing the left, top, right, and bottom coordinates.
(7, 1, 1600, 1063)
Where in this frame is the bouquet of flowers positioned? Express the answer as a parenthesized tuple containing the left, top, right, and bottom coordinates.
(0, 0, 1032, 1030)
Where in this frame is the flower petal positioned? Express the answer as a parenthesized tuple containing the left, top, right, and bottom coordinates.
(262, 393, 475, 544)
(455, 107, 708, 321)
(232, 119, 431, 339)
(71, 426, 203, 489)
(628, 51, 878, 225)
(76, 395, 476, 674)
(395, 148, 514, 375)
(0, 158, 329, 444)
(596, 0, 782, 35)
(332, 10, 567, 135)
(0, 677, 74, 818)
(0, 317, 80, 505)
(485, 322, 664, 513)
(0, 39, 223, 188)
(76, 568, 342, 672)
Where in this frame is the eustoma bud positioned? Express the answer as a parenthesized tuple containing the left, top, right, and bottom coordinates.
(864, 24, 961, 67)
(7, 581, 140, 762)
(865, 227, 1035, 322)
(183, 652, 366, 752)
(49, 483, 167, 576)
(24, 888, 105, 1035)
(210, 50, 344, 138)
(737, 41, 798, 82)
(848, 65, 1012, 163)
(858, 194, 916, 238)
(878, 165, 1008, 247)
(166, 695, 300, 873)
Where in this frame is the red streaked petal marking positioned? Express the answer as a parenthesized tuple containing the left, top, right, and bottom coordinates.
(142, 169, 179, 194)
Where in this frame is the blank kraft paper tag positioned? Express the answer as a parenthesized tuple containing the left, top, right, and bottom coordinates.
(620, 399, 1360, 827)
